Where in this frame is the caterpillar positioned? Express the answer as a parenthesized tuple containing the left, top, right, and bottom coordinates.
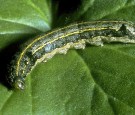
(7, 21, 135, 90)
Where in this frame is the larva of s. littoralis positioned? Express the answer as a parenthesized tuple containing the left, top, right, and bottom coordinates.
(7, 21, 135, 90)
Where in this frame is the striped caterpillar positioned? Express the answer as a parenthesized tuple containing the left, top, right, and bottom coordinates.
(7, 21, 135, 90)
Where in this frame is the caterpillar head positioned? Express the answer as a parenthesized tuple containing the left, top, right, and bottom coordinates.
(13, 77, 25, 90)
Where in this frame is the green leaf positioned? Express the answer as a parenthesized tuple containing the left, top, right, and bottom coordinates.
(1, 0, 135, 115)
